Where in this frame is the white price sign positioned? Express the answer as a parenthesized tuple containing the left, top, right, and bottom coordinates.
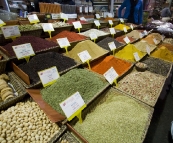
(103, 67, 119, 84)
(123, 27, 127, 33)
(79, 7, 82, 13)
(80, 17, 86, 21)
(146, 45, 150, 55)
(60, 13, 68, 20)
(108, 42, 116, 51)
(0, 19, 5, 26)
(123, 36, 130, 44)
(95, 14, 100, 19)
(89, 32, 97, 40)
(130, 24, 133, 30)
(59, 92, 86, 120)
(1, 25, 21, 39)
(72, 21, 82, 29)
(153, 38, 158, 45)
(108, 20, 113, 25)
(12, 43, 35, 60)
(57, 38, 70, 48)
(89, 6, 93, 12)
(78, 50, 92, 63)
(94, 20, 100, 26)
(109, 28, 116, 35)
(139, 33, 143, 39)
(133, 52, 140, 61)
(38, 66, 60, 87)
(85, 7, 88, 13)
(143, 30, 148, 35)
(42, 23, 54, 32)
(51, 13, 60, 19)
(108, 13, 113, 17)
(120, 18, 124, 23)
(162, 35, 165, 41)
(27, 14, 39, 23)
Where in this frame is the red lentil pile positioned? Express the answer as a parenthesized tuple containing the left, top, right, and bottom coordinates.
(115, 36, 136, 44)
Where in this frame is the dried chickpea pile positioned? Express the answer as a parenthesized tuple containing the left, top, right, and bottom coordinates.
(0, 101, 60, 143)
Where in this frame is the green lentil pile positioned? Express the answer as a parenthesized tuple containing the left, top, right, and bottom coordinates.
(134, 41, 156, 53)
(41, 69, 108, 114)
(141, 57, 171, 76)
(74, 89, 152, 143)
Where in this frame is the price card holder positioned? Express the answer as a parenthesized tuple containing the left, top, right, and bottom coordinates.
(130, 24, 133, 30)
(103, 67, 119, 86)
(72, 21, 82, 33)
(89, 32, 97, 43)
(28, 14, 40, 24)
(120, 18, 124, 23)
(94, 20, 100, 29)
(133, 52, 140, 61)
(0, 19, 6, 27)
(42, 23, 54, 38)
(108, 42, 116, 55)
(12, 43, 35, 62)
(153, 38, 158, 45)
(1, 25, 21, 40)
(57, 38, 71, 54)
(123, 36, 130, 44)
(146, 45, 150, 55)
(60, 91, 86, 123)
(60, 13, 68, 22)
(80, 17, 86, 21)
(78, 50, 92, 69)
(38, 66, 60, 87)
(109, 28, 116, 37)
(95, 14, 100, 19)
(123, 27, 127, 33)
(51, 13, 60, 19)
(108, 20, 113, 28)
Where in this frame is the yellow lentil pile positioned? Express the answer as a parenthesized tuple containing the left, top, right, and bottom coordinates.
(115, 44, 146, 62)
(114, 24, 130, 31)
(134, 41, 156, 53)
(65, 40, 108, 62)
(74, 89, 152, 143)
(151, 46, 173, 62)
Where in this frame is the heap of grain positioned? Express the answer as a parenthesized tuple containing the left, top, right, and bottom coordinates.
(134, 41, 156, 53)
(158, 43, 173, 52)
(163, 38, 173, 45)
(127, 30, 144, 39)
(115, 35, 136, 44)
(142, 33, 162, 45)
(79, 29, 109, 37)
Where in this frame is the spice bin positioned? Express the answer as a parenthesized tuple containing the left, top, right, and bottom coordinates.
(66, 88, 154, 143)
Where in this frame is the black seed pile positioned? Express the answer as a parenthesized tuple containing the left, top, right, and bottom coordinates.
(96, 37, 124, 51)
(18, 52, 77, 84)
(141, 57, 171, 76)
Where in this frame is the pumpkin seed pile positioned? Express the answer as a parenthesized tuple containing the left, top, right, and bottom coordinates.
(74, 89, 152, 143)
(41, 69, 108, 114)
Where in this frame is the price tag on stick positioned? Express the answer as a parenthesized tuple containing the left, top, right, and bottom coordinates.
(0, 19, 6, 27)
(95, 14, 100, 19)
(109, 28, 116, 37)
(60, 91, 86, 122)
(146, 45, 151, 55)
(78, 50, 92, 69)
(57, 38, 70, 53)
(108, 20, 113, 27)
(38, 66, 60, 87)
(133, 52, 140, 61)
(89, 32, 97, 42)
(41, 23, 54, 38)
(123, 36, 130, 44)
(108, 42, 116, 55)
(60, 13, 68, 22)
(94, 20, 100, 29)
(123, 27, 127, 33)
(12, 43, 35, 62)
(72, 21, 82, 33)
(130, 24, 133, 30)
(28, 14, 40, 24)
(120, 18, 124, 23)
(103, 67, 119, 85)
(153, 38, 158, 45)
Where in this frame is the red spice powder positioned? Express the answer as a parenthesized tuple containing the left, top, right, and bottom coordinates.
(115, 36, 136, 44)
(49, 30, 87, 43)
(67, 20, 88, 24)
(91, 55, 132, 75)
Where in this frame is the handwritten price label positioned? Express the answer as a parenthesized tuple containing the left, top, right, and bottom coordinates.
(104, 67, 119, 84)
(78, 50, 92, 63)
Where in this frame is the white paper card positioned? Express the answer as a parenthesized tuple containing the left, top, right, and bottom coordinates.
(59, 92, 85, 118)
(0, 19, 5, 25)
(85, 7, 88, 13)
(108, 20, 113, 25)
(89, 6, 93, 12)
(94, 20, 100, 26)
(51, 13, 59, 19)
(133, 52, 140, 61)
(42, 23, 54, 32)
(95, 14, 100, 19)
(123, 27, 127, 33)
(78, 50, 92, 63)
(1, 25, 21, 39)
(38, 66, 59, 87)
(60, 13, 68, 20)
(153, 38, 158, 45)
(79, 7, 82, 13)
(162, 35, 165, 41)
(120, 18, 124, 23)
(146, 45, 150, 55)
(130, 24, 133, 30)
(123, 36, 130, 44)
(27, 14, 39, 23)
(139, 33, 143, 39)
(103, 67, 119, 84)
(143, 30, 148, 35)
(108, 42, 116, 51)
(80, 17, 86, 21)
(109, 28, 116, 35)
(72, 21, 82, 29)
(57, 37, 70, 48)
(108, 13, 113, 17)
(89, 32, 98, 40)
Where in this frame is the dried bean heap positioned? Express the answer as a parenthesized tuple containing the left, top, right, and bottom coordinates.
(41, 69, 108, 114)
(74, 89, 152, 143)
(18, 52, 77, 84)
(3, 36, 58, 57)
(97, 37, 124, 51)
(141, 57, 171, 76)
(0, 101, 60, 142)
(118, 71, 165, 106)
